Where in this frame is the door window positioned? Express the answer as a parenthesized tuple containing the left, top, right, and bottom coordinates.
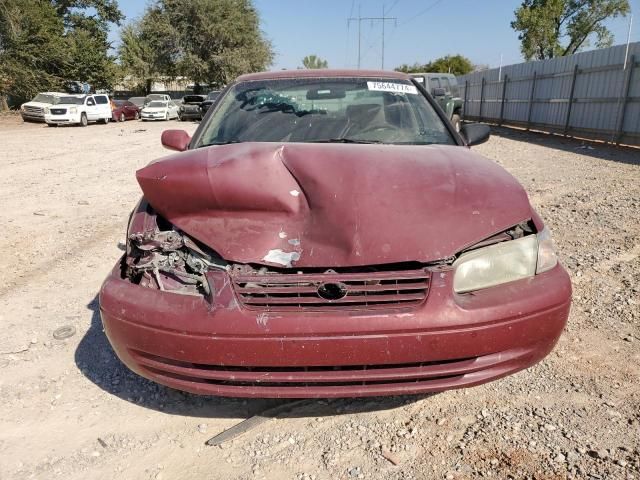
(440, 78, 451, 93)
(429, 78, 441, 90)
(86, 97, 95, 106)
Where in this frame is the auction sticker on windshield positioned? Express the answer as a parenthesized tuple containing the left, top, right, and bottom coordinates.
(367, 82, 418, 95)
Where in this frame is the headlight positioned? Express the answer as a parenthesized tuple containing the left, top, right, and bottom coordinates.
(453, 228, 558, 293)
(69, 107, 77, 114)
(44, 107, 50, 114)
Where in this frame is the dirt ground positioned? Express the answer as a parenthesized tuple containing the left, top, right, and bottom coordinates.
(0, 114, 638, 480)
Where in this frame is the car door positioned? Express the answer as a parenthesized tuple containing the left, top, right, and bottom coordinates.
(85, 96, 99, 121)
(94, 95, 111, 120)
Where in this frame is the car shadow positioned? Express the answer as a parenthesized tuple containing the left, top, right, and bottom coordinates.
(487, 125, 640, 166)
(76, 294, 433, 420)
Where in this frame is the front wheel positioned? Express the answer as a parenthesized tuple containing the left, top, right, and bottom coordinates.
(165, 113, 169, 121)
(119, 113, 126, 122)
(451, 114, 461, 133)
(80, 113, 88, 127)
(134, 111, 140, 120)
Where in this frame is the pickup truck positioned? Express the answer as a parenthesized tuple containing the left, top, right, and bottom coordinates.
(410, 73, 464, 132)
(44, 94, 112, 126)
(20, 92, 66, 122)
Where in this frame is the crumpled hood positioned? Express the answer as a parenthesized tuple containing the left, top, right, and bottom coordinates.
(136, 142, 533, 267)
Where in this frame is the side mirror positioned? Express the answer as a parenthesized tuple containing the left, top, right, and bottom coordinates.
(432, 87, 446, 97)
(460, 123, 490, 146)
(161, 129, 191, 151)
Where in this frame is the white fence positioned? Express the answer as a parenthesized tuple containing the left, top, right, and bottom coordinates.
(459, 42, 640, 146)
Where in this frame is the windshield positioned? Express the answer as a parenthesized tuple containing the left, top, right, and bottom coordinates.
(147, 101, 167, 108)
(32, 94, 56, 104)
(183, 95, 205, 103)
(58, 96, 85, 105)
(146, 95, 165, 101)
(196, 78, 454, 147)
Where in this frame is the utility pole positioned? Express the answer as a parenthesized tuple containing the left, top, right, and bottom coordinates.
(348, 4, 397, 69)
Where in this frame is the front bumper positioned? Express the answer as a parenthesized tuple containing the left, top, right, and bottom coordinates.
(21, 112, 46, 122)
(99, 262, 571, 398)
(179, 110, 202, 119)
(45, 113, 81, 124)
(141, 113, 166, 121)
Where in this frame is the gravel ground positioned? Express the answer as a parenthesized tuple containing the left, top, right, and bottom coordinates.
(0, 114, 638, 480)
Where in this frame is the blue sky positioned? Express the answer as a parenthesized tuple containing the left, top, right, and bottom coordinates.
(110, 0, 640, 70)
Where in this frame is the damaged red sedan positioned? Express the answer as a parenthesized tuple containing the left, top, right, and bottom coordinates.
(99, 70, 571, 398)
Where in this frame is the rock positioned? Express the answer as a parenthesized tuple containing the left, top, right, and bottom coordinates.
(381, 447, 400, 466)
(348, 466, 361, 477)
(588, 449, 608, 459)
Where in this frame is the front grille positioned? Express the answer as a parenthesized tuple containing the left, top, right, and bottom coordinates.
(24, 106, 43, 114)
(231, 268, 431, 310)
(50, 108, 66, 115)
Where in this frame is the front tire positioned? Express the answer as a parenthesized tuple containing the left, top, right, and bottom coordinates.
(134, 111, 140, 120)
(165, 113, 169, 121)
(451, 114, 461, 133)
(80, 113, 88, 127)
(119, 113, 126, 122)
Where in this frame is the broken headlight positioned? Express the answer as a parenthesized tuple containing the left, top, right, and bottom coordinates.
(453, 228, 557, 294)
(124, 202, 227, 296)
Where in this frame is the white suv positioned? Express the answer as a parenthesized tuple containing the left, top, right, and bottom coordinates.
(44, 94, 112, 126)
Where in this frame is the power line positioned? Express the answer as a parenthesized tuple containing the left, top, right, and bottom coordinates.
(385, 0, 401, 15)
(347, 5, 397, 69)
(398, 0, 446, 26)
(359, 0, 446, 69)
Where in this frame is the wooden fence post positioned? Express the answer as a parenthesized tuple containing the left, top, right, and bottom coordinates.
(499, 74, 509, 126)
(564, 64, 579, 135)
(479, 77, 486, 121)
(526, 71, 537, 130)
(615, 54, 635, 144)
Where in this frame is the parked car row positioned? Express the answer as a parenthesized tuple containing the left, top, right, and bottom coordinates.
(20, 91, 223, 126)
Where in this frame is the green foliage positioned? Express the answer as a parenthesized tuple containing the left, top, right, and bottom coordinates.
(395, 54, 474, 76)
(0, 0, 122, 109)
(120, 0, 273, 90)
(301, 55, 328, 69)
(0, 0, 68, 105)
(511, 0, 630, 60)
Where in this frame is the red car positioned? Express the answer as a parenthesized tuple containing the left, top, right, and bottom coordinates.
(111, 100, 141, 122)
(99, 70, 571, 398)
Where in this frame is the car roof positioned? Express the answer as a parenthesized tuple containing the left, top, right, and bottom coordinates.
(410, 72, 456, 78)
(237, 69, 412, 82)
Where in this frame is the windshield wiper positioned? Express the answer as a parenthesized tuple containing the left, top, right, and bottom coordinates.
(310, 138, 384, 144)
(198, 139, 243, 148)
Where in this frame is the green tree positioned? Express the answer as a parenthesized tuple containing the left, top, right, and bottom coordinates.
(0, 0, 68, 109)
(118, 12, 177, 94)
(59, 0, 124, 89)
(122, 0, 273, 89)
(301, 55, 328, 69)
(395, 54, 474, 76)
(511, 0, 630, 60)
